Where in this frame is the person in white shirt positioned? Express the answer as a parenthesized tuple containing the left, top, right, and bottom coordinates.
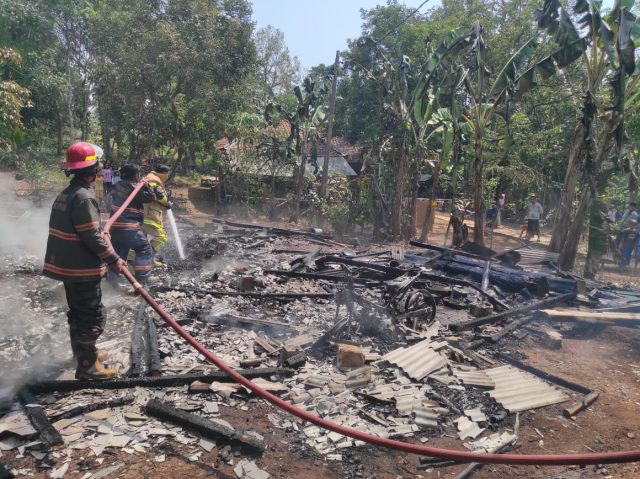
(607, 204, 618, 223)
(526, 197, 543, 242)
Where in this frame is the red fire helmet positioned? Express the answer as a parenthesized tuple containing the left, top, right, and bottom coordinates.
(62, 142, 99, 170)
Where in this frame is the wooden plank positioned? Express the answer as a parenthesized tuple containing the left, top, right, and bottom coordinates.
(542, 309, 640, 321)
(29, 368, 294, 393)
(451, 293, 575, 331)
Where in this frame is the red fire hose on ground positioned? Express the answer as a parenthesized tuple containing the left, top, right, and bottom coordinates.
(101, 180, 640, 466)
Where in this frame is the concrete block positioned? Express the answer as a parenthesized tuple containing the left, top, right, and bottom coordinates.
(542, 330, 563, 349)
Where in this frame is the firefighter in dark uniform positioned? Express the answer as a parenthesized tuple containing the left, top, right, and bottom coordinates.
(109, 164, 155, 282)
(43, 142, 126, 380)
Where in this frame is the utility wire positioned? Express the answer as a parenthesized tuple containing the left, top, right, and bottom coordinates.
(376, 0, 431, 42)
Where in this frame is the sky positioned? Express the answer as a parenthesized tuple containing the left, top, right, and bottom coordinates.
(250, 0, 433, 69)
(250, 0, 616, 70)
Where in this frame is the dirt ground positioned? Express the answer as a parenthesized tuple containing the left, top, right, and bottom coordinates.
(2, 178, 640, 478)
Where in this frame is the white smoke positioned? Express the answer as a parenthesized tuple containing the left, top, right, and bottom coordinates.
(0, 174, 68, 402)
(0, 175, 51, 258)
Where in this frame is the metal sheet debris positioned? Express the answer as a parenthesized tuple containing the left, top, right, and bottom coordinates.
(484, 365, 569, 412)
(453, 368, 495, 388)
(381, 339, 448, 380)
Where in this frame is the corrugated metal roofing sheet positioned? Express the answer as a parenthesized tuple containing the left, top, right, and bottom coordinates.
(381, 339, 448, 380)
(514, 248, 560, 265)
(413, 407, 439, 428)
(453, 368, 495, 388)
(484, 365, 569, 412)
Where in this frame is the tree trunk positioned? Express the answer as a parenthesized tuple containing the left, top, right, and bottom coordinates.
(419, 158, 441, 241)
(391, 139, 407, 239)
(56, 111, 63, 156)
(449, 128, 462, 211)
(583, 195, 606, 279)
(320, 51, 340, 200)
(405, 156, 421, 240)
(558, 185, 591, 271)
(101, 122, 112, 164)
(473, 133, 485, 245)
(548, 123, 586, 253)
(289, 129, 308, 223)
(549, 92, 597, 255)
(580, 112, 621, 276)
(81, 81, 89, 141)
(66, 52, 75, 139)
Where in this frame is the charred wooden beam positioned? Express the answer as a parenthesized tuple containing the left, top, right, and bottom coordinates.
(433, 254, 579, 294)
(264, 269, 379, 286)
(495, 352, 591, 395)
(451, 292, 576, 331)
(145, 399, 265, 454)
(145, 316, 162, 375)
(489, 316, 537, 343)
(209, 218, 333, 241)
(409, 240, 487, 261)
(418, 272, 509, 311)
(128, 299, 146, 377)
(316, 255, 403, 277)
(153, 285, 334, 300)
(199, 312, 293, 329)
(48, 396, 134, 422)
(29, 368, 295, 394)
(19, 390, 63, 447)
(562, 392, 599, 418)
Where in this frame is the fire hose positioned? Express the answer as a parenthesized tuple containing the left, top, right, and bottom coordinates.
(101, 179, 640, 466)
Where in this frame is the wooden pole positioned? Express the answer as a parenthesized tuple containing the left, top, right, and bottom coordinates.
(320, 51, 340, 200)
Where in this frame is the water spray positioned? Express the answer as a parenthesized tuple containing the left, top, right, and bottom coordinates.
(165, 208, 185, 260)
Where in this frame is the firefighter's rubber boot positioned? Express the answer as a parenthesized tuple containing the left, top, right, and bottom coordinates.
(96, 349, 109, 362)
(75, 355, 117, 380)
(72, 348, 108, 362)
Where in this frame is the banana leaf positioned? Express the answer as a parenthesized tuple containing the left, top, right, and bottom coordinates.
(489, 36, 539, 100)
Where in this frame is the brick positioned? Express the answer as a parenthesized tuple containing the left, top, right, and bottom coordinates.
(336, 344, 365, 370)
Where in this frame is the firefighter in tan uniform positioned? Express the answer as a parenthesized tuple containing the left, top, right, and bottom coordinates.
(142, 165, 171, 262)
(43, 142, 126, 380)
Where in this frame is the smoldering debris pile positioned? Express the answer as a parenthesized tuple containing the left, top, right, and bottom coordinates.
(1, 217, 639, 477)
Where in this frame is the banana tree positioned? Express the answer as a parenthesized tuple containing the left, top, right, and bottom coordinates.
(415, 107, 455, 241)
(359, 28, 475, 239)
(265, 76, 328, 223)
(541, 0, 638, 271)
(463, 15, 585, 245)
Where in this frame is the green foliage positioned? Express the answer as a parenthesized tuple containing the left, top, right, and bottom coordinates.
(0, 47, 31, 147)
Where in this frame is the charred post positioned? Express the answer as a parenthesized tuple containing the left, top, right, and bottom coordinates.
(145, 399, 265, 454)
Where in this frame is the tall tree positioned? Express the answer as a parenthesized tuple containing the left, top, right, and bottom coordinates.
(255, 26, 301, 97)
(0, 47, 31, 147)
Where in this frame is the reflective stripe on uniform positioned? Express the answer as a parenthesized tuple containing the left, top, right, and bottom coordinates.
(111, 206, 144, 215)
(75, 221, 100, 232)
(49, 228, 81, 241)
(111, 221, 141, 229)
(98, 248, 117, 260)
(143, 219, 163, 229)
(44, 263, 107, 277)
